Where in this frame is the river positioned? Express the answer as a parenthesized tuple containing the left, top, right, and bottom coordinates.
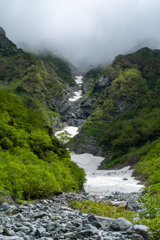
(55, 76, 144, 195)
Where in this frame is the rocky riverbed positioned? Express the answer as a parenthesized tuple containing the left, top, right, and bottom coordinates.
(0, 192, 149, 240)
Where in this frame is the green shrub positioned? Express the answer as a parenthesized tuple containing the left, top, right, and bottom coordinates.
(138, 189, 160, 240)
(0, 90, 86, 199)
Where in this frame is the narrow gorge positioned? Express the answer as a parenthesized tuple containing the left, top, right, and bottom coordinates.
(55, 76, 144, 196)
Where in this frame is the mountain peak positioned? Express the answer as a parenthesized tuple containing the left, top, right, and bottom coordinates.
(0, 27, 6, 37)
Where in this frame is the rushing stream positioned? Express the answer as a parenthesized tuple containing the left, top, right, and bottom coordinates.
(55, 76, 144, 195)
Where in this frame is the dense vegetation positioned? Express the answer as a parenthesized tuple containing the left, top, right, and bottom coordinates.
(73, 48, 160, 193)
(0, 32, 75, 126)
(0, 88, 86, 200)
(38, 52, 76, 87)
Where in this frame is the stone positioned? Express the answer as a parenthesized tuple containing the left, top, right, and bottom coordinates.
(126, 202, 143, 212)
(83, 213, 101, 228)
(3, 228, 15, 236)
(133, 224, 149, 240)
(109, 217, 132, 231)
(0, 192, 152, 240)
(33, 211, 48, 219)
(0, 203, 9, 211)
(64, 232, 75, 238)
(35, 229, 41, 238)
(130, 233, 144, 240)
(0, 237, 23, 240)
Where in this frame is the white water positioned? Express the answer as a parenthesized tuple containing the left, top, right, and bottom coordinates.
(68, 76, 83, 102)
(55, 76, 144, 195)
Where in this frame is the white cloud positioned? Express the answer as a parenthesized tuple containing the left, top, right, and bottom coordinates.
(0, 0, 160, 69)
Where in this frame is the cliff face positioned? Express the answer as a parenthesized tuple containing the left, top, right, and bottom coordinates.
(0, 28, 75, 128)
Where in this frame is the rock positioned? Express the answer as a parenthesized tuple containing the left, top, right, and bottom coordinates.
(126, 201, 143, 212)
(0, 237, 23, 240)
(33, 211, 48, 219)
(109, 217, 133, 231)
(0, 192, 152, 240)
(130, 233, 144, 240)
(133, 224, 149, 240)
(3, 228, 15, 236)
(93, 76, 110, 93)
(35, 229, 41, 238)
(0, 203, 9, 211)
(64, 232, 75, 238)
(69, 133, 104, 155)
(123, 178, 128, 180)
(83, 213, 101, 228)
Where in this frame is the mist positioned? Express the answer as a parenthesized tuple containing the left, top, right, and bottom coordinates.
(0, 0, 160, 70)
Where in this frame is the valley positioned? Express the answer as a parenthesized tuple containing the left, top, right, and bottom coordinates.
(56, 76, 144, 195)
(0, 27, 159, 239)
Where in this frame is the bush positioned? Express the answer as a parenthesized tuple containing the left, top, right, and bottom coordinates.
(138, 188, 160, 240)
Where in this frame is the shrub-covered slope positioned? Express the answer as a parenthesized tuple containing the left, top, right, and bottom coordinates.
(38, 52, 76, 87)
(0, 90, 86, 199)
(0, 30, 75, 126)
(71, 48, 160, 192)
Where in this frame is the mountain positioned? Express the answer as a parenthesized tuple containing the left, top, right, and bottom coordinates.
(0, 27, 86, 199)
(0, 28, 76, 128)
(70, 47, 160, 192)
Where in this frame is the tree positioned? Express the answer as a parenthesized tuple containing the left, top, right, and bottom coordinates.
(56, 130, 72, 144)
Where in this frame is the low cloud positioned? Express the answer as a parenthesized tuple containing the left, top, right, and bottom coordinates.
(0, 0, 160, 70)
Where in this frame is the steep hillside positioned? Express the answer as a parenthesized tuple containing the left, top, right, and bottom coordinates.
(70, 48, 160, 192)
(0, 28, 75, 127)
(38, 52, 76, 87)
(0, 89, 86, 199)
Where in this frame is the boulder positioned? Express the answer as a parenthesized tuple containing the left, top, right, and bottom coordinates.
(109, 217, 132, 231)
(83, 213, 101, 228)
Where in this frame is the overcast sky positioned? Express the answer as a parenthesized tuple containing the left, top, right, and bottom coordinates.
(0, 0, 160, 69)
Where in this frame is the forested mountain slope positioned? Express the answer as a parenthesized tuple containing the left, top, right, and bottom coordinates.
(0, 90, 86, 199)
(0, 28, 75, 127)
(0, 28, 86, 199)
(70, 47, 160, 192)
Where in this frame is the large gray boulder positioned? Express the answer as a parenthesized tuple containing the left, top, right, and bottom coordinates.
(109, 217, 132, 231)
(83, 213, 101, 228)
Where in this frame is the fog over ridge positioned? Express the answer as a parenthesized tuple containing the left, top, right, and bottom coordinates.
(0, 0, 160, 70)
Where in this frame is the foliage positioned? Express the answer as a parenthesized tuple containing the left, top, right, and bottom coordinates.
(137, 189, 160, 240)
(38, 53, 76, 86)
(56, 130, 72, 144)
(0, 33, 75, 126)
(69, 191, 160, 240)
(0, 90, 86, 199)
(73, 48, 160, 193)
(69, 200, 137, 222)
